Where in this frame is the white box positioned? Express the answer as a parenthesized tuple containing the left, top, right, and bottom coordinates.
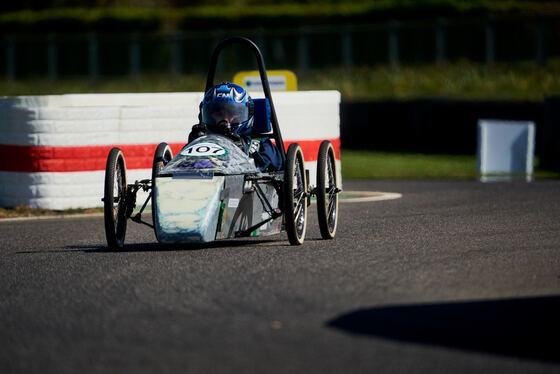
(477, 119, 535, 182)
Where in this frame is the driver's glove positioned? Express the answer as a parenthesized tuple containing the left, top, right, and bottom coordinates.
(188, 124, 207, 143)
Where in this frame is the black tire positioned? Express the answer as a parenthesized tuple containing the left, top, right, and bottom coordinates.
(151, 142, 173, 238)
(104, 147, 127, 250)
(316, 140, 339, 239)
(284, 143, 308, 245)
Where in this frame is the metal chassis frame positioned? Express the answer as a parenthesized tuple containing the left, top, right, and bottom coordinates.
(124, 179, 153, 228)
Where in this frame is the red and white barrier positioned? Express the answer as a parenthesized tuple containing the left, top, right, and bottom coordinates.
(0, 91, 341, 209)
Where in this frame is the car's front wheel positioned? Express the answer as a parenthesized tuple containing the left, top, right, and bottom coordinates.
(284, 143, 308, 245)
(104, 147, 127, 250)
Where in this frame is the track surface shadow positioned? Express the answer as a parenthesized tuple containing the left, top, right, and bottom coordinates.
(72, 238, 279, 253)
(14, 239, 279, 254)
(327, 295, 560, 363)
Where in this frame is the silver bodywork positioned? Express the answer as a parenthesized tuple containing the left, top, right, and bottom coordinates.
(154, 135, 283, 243)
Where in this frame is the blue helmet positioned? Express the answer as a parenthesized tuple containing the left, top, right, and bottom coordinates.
(201, 82, 254, 136)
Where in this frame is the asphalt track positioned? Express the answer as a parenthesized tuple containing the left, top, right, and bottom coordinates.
(1, 180, 559, 374)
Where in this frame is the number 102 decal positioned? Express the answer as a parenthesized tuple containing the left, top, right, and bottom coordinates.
(181, 142, 228, 157)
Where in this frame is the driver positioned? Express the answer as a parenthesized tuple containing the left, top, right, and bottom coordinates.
(188, 82, 283, 172)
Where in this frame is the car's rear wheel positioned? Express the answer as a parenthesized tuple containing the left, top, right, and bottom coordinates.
(104, 147, 127, 250)
(151, 142, 173, 238)
(284, 143, 308, 245)
(316, 140, 339, 239)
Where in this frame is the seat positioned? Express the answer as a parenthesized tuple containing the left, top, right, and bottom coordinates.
(252, 98, 272, 135)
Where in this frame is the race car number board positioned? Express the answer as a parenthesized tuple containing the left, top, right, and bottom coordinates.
(181, 143, 228, 157)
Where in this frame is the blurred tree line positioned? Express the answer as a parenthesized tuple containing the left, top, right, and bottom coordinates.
(2, 0, 352, 11)
(2, 0, 559, 81)
(3, 0, 560, 12)
(3, 0, 560, 34)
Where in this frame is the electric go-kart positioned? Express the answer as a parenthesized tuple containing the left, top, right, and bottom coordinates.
(102, 37, 340, 250)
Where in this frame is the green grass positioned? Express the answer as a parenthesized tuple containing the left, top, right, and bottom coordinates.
(341, 150, 560, 179)
(341, 150, 477, 179)
(2, 60, 560, 101)
(300, 60, 560, 101)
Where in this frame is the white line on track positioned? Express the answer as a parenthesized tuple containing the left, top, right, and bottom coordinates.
(339, 190, 402, 203)
(0, 191, 402, 222)
(0, 213, 104, 223)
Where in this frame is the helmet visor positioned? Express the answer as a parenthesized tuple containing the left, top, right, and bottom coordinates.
(203, 102, 249, 125)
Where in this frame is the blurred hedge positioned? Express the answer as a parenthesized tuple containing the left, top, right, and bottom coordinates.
(2, 0, 560, 33)
(0, 8, 162, 33)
